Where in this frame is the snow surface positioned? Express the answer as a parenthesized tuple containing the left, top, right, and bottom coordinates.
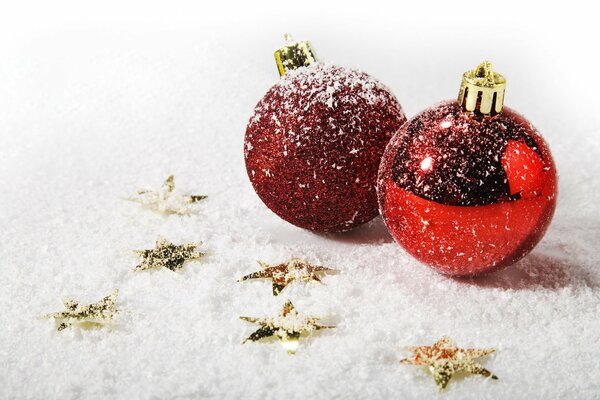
(1, 22, 600, 400)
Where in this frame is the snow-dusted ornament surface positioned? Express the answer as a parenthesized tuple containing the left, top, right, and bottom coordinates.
(42, 289, 119, 331)
(127, 175, 207, 215)
(400, 336, 498, 392)
(240, 300, 334, 355)
(244, 35, 406, 232)
(133, 237, 205, 272)
(378, 61, 558, 276)
(239, 258, 338, 296)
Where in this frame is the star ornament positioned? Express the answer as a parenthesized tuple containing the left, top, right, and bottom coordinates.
(127, 175, 207, 215)
(43, 289, 119, 331)
(240, 300, 334, 355)
(400, 336, 498, 392)
(134, 237, 205, 272)
(239, 258, 338, 295)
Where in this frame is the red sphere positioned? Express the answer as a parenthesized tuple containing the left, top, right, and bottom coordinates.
(377, 101, 557, 276)
(245, 64, 406, 232)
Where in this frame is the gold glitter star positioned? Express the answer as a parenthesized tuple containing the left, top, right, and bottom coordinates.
(239, 258, 338, 296)
(400, 336, 498, 392)
(134, 237, 205, 272)
(43, 289, 119, 331)
(240, 300, 334, 355)
(127, 175, 207, 215)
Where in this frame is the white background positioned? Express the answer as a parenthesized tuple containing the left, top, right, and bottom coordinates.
(1, 1, 599, 399)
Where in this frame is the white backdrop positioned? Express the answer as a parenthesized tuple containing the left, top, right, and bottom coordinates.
(1, 1, 599, 399)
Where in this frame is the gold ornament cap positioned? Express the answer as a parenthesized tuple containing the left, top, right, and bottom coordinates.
(458, 61, 506, 114)
(274, 34, 318, 77)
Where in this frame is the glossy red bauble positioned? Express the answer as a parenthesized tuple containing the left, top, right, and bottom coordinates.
(245, 63, 406, 232)
(377, 101, 557, 276)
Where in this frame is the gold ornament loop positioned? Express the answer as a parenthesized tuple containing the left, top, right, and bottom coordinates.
(458, 61, 506, 115)
(274, 34, 318, 77)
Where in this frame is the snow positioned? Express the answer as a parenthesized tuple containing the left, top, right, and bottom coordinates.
(1, 16, 600, 400)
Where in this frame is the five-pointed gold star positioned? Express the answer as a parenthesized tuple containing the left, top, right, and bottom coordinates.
(134, 237, 205, 272)
(239, 258, 338, 295)
(43, 289, 119, 331)
(240, 300, 334, 354)
(127, 175, 207, 215)
(400, 336, 498, 392)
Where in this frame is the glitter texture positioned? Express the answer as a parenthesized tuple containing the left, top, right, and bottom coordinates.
(400, 336, 497, 392)
(133, 237, 205, 272)
(127, 175, 207, 215)
(42, 290, 119, 331)
(239, 258, 338, 295)
(240, 300, 334, 355)
(244, 63, 406, 232)
(378, 101, 557, 276)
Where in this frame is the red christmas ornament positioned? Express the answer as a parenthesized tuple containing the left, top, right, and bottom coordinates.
(244, 35, 406, 232)
(378, 62, 557, 276)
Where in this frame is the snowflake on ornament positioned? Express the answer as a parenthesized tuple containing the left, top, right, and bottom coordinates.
(244, 35, 406, 232)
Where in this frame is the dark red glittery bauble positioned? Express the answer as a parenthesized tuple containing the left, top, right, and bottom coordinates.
(377, 101, 557, 276)
(245, 63, 406, 232)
